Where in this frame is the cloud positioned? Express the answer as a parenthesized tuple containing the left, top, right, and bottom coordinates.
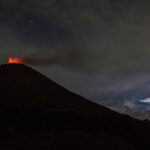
(2, 0, 150, 73)
(140, 98, 150, 104)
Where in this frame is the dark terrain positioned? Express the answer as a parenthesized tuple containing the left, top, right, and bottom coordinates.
(0, 64, 149, 150)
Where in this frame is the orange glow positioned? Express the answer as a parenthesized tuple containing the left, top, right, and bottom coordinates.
(8, 57, 24, 64)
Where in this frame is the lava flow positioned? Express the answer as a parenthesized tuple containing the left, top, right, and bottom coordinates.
(8, 57, 24, 64)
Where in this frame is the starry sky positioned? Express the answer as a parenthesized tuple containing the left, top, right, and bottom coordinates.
(1, 0, 150, 114)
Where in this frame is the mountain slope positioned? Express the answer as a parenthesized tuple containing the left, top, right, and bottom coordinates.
(0, 64, 111, 112)
(0, 64, 149, 150)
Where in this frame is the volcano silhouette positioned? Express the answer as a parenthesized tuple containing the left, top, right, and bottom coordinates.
(0, 64, 111, 112)
(0, 64, 150, 150)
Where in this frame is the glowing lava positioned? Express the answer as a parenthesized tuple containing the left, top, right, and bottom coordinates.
(8, 57, 24, 64)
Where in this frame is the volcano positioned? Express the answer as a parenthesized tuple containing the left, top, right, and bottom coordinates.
(0, 64, 150, 150)
(0, 64, 112, 112)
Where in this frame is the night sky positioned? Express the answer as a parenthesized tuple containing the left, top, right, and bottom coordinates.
(1, 0, 150, 115)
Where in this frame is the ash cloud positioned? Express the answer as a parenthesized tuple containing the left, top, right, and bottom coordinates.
(1, 0, 150, 76)
(18, 0, 150, 74)
(23, 46, 87, 71)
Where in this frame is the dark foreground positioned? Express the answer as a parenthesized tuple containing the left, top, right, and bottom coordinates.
(0, 64, 149, 150)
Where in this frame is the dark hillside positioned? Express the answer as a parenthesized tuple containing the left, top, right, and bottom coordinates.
(0, 64, 149, 150)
